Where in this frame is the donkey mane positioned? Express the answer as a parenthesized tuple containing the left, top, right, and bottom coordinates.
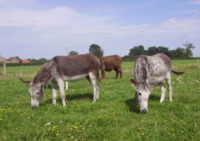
(155, 53, 171, 69)
(134, 53, 172, 86)
(33, 62, 53, 83)
(134, 55, 148, 84)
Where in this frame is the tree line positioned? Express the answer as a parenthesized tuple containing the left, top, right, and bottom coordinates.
(7, 42, 195, 66)
(70, 42, 196, 61)
(128, 42, 195, 59)
(68, 44, 104, 57)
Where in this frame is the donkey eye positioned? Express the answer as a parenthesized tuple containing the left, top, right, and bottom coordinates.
(36, 92, 40, 95)
(138, 93, 142, 96)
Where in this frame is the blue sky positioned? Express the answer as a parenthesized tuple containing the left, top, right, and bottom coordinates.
(0, 0, 200, 59)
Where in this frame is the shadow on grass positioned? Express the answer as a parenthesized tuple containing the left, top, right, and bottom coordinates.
(125, 94, 160, 114)
(41, 99, 52, 106)
(150, 95, 160, 101)
(41, 93, 93, 106)
(101, 77, 125, 81)
(125, 98, 140, 114)
(66, 93, 93, 101)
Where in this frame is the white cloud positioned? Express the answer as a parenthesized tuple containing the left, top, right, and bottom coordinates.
(1, 4, 199, 43)
(167, 9, 200, 15)
(156, 17, 200, 33)
(186, 0, 200, 5)
(110, 16, 200, 39)
(0, 7, 79, 27)
(0, 5, 113, 34)
(0, 0, 38, 6)
(1, 0, 199, 36)
(180, 0, 200, 5)
(0, 0, 200, 58)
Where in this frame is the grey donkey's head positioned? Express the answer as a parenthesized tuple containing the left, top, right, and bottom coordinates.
(20, 78, 44, 108)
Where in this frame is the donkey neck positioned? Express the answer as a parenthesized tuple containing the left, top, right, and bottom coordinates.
(33, 62, 53, 84)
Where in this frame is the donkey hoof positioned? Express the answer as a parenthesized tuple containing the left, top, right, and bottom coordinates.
(160, 100, 164, 103)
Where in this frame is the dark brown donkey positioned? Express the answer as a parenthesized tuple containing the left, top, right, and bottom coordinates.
(20, 53, 100, 108)
(99, 55, 122, 79)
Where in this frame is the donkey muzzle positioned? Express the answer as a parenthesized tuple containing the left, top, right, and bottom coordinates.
(140, 108, 148, 113)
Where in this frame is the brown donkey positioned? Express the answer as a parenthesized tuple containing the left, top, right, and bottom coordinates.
(99, 55, 122, 79)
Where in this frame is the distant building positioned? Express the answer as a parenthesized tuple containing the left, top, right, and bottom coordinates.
(6, 57, 20, 63)
(20, 60, 31, 63)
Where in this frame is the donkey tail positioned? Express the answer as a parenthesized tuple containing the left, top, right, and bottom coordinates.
(171, 70, 184, 75)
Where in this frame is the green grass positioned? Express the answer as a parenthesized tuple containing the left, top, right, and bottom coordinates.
(0, 60, 200, 141)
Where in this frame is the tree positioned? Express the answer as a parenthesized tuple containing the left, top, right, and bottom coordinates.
(69, 51, 78, 56)
(127, 42, 195, 59)
(89, 44, 104, 57)
(129, 45, 145, 57)
(174, 47, 185, 58)
(157, 46, 170, 56)
(147, 46, 159, 55)
(183, 42, 195, 58)
(38, 58, 48, 64)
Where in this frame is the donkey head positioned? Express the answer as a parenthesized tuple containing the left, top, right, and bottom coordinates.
(20, 78, 44, 108)
(130, 79, 151, 113)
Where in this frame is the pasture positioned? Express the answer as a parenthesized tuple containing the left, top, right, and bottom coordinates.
(0, 60, 200, 141)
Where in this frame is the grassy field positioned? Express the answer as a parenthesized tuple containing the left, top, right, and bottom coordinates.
(0, 60, 200, 141)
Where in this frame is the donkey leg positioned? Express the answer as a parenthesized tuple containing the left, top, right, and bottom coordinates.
(86, 75, 100, 100)
(160, 85, 166, 103)
(114, 68, 119, 79)
(117, 66, 122, 79)
(96, 84, 100, 99)
(167, 73, 173, 102)
(115, 70, 119, 79)
(52, 80, 58, 104)
(65, 82, 68, 90)
(119, 67, 122, 79)
(57, 79, 66, 107)
(102, 70, 106, 79)
(89, 73, 99, 103)
(120, 71, 122, 79)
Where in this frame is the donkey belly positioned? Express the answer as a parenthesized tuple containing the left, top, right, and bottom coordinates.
(63, 74, 88, 81)
(148, 70, 167, 83)
(148, 75, 166, 83)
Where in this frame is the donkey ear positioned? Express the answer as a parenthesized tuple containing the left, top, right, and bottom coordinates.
(19, 78, 31, 85)
(130, 79, 138, 87)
